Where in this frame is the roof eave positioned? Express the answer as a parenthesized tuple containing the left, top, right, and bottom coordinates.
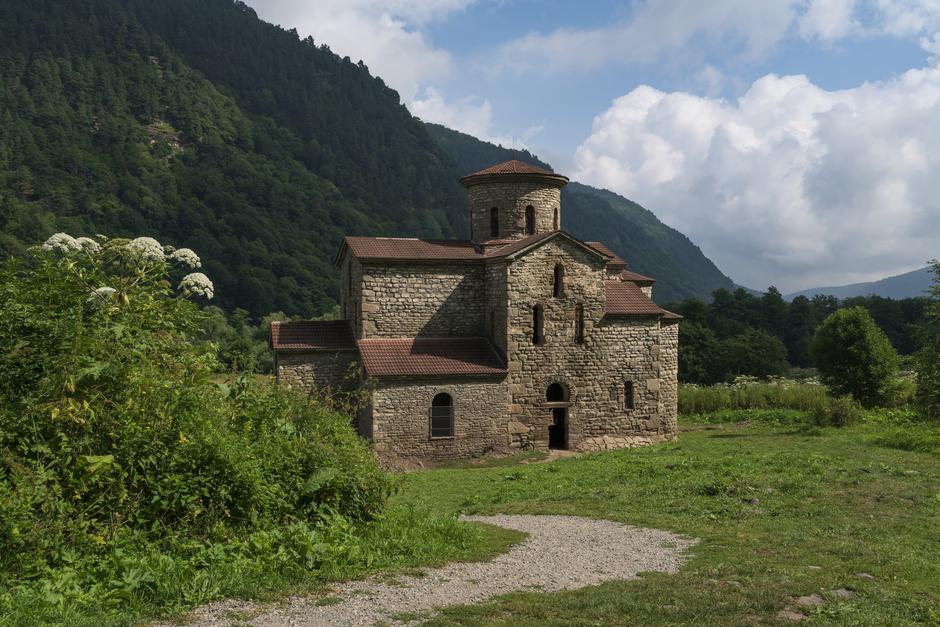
(363, 370, 508, 379)
(498, 230, 611, 262)
(459, 171, 569, 189)
(273, 347, 360, 354)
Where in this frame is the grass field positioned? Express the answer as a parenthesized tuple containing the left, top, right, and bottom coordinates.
(395, 418, 940, 625)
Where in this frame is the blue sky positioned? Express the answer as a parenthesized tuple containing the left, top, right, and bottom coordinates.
(246, 1, 940, 292)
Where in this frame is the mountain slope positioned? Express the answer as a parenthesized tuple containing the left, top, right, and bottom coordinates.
(425, 124, 736, 302)
(787, 266, 933, 301)
(0, 0, 463, 317)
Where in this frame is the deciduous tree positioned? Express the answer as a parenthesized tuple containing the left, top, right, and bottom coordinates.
(810, 307, 899, 407)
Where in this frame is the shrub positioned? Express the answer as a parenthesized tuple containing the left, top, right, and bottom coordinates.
(678, 377, 828, 415)
(812, 396, 862, 427)
(810, 307, 899, 407)
(0, 236, 390, 596)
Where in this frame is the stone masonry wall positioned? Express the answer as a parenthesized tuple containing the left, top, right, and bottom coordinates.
(484, 261, 509, 357)
(277, 351, 360, 396)
(468, 181, 560, 242)
(371, 377, 510, 461)
(359, 262, 485, 338)
(657, 320, 680, 435)
(504, 239, 677, 452)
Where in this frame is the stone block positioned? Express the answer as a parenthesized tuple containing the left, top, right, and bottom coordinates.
(508, 421, 530, 434)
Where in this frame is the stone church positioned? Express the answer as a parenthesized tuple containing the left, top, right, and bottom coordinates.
(271, 160, 681, 461)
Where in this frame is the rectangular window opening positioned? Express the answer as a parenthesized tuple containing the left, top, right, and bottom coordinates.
(625, 380, 635, 410)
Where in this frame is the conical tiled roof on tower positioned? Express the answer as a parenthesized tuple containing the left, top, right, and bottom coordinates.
(467, 159, 555, 176)
(459, 159, 569, 188)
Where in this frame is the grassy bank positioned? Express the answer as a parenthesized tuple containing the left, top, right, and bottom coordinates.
(396, 417, 940, 625)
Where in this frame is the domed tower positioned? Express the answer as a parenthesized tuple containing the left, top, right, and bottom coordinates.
(460, 160, 569, 244)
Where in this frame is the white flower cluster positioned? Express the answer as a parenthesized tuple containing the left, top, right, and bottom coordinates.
(126, 236, 165, 263)
(41, 233, 83, 254)
(179, 272, 214, 300)
(41, 233, 103, 254)
(86, 286, 117, 307)
(169, 247, 201, 269)
(75, 237, 101, 253)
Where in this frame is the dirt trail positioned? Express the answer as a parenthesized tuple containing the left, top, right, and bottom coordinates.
(177, 514, 695, 626)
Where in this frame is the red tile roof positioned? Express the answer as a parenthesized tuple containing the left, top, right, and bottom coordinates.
(604, 281, 671, 316)
(467, 160, 556, 176)
(620, 269, 656, 285)
(342, 237, 482, 261)
(483, 231, 556, 258)
(460, 160, 569, 188)
(339, 231, 609, 264)
(357, 337, 507, 377)
(585, 241, 627, 269)
(270, 320, 357, 352)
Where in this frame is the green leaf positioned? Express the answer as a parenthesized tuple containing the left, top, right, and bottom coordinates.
(302, 468, 339, 495)
(80, 454, 116, 474)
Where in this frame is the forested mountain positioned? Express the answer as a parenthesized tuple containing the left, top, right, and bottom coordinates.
(425, 124, 736, 302)
(787, 266, 933, 301)
(0, 0, 731, 316)
(0, 0, 463, 316)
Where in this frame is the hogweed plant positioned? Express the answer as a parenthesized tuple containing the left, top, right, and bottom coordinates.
(0, 234, 393, 620)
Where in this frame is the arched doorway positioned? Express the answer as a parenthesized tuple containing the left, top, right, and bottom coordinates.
(546, 383, 569, 450)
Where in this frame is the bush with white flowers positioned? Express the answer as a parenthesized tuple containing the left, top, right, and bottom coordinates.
(34, 233, 214, 305)
(0, 232, 392, 622)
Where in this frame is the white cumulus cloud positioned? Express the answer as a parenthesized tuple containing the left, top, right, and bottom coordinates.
(573, 68, 940, 291)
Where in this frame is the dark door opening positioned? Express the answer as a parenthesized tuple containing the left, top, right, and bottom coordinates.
(549, 408, 567, 450)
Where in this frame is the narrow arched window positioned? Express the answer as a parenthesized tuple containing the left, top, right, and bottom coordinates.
(553, 207, 559, 230)
(490, 207, 499, 238)
(553, 264, 564, 298)
(525, 205, 535, 235)
(574, 303, 584, 344)
(624, 381, 635, 410)
(532, 304, 545, 345)
(430, 393, 454, 438)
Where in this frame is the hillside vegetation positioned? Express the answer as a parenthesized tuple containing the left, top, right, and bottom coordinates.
(0, 0, 463, 318)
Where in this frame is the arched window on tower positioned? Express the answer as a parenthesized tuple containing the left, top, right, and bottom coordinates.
(553, 264, 565, 298)
(553, 207, 559, 230)
(532, 304, 545, 345)
(525, 205, 535, 235)
(490, 207, 499, 238)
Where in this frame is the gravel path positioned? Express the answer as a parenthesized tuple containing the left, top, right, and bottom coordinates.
(176, 515, 696, 626)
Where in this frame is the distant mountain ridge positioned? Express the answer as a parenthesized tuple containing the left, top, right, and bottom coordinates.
(425, 124, 736, 303)
(787, 266, 933, 300)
